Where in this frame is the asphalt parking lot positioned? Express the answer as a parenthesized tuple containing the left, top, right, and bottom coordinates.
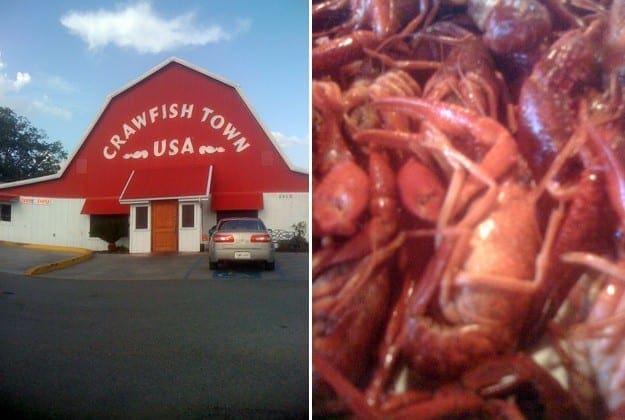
(0, 244, 309, 418)
(0, 244, 308, 281)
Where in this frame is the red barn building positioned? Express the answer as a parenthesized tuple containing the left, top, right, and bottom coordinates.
(0, 58, 308, 253)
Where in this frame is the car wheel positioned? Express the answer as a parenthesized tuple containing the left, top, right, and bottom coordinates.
(209, 261, 217, 270)
(265, 261, 275, 271)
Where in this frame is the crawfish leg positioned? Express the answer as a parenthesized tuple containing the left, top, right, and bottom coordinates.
(452, 201, 565, 296)
(312, 30, 380, 77)
(365, 241, 451, 404)
(327, 233, 405, 321)
(462, 354, 585, 419)
(374, 97, 518, 213)
(460, 72, 500, 120)
(313, 352, 382, 419)
(392, 390, 487, 420)
(588, 126, 625, 223)
(365, 239, 458, 405)
(313, 265, 391, 412)
(523, 169, 612, 346)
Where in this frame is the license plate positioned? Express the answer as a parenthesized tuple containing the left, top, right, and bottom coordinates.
(234, 251, 251, 259)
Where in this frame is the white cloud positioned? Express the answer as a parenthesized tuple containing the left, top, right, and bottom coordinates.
(0, 52, 71, 121)
(13, 72, 31, 90)
(0, 52, 31, 92)
(60, 1, 247, 54)
(271, 131, 309, 169)
(271, 131, 307, 148)
(31, 95, 72, 120)
(46, 75, 76, 94)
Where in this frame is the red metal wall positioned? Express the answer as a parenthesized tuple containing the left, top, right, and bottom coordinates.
(1, 60, 308, 198)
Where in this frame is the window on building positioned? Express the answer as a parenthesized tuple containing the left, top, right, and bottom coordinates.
(89, 215, 129, 239)
(1, 204, 11, 222)
(181, 204, 195, 228)
(135, 206, 148, 229)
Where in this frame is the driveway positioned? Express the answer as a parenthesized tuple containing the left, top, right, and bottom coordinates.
(0, 250, 309, 418)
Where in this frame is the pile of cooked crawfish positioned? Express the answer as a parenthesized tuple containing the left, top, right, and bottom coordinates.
(312, 0, 625, 418)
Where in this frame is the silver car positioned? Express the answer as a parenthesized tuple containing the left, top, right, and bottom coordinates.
(208, 217, 275, 270)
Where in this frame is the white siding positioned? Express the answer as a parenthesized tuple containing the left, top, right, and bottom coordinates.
(198, 193, 309, 242)
(129, 204, 151, 253)
(178, 201, 201, 252)
(260, 192, 309, 241)
(0, 192, 309, 252)
(0, 198, 117, 251)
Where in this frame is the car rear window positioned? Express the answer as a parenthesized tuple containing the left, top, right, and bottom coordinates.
(219, 219, 264, 231)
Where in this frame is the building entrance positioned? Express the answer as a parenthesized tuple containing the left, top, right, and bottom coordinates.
(151, 200, 178, 252)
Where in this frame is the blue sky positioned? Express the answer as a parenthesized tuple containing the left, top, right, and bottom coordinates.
(0, 1, 310, 170)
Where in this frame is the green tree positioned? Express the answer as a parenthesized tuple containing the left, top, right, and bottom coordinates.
(89, 215, 129, 251)
(292, 221, 308, 251)
(0, 107, 67, 182)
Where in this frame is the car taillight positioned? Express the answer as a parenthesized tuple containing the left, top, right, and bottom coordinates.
(213, 233, 234, 243)
(251, 233, 271, 243)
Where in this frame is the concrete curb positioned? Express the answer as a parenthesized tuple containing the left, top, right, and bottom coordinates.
(0, 241, 93, 275)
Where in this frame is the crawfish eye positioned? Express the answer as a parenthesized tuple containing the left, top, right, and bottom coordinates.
(417, 192, 436, 206)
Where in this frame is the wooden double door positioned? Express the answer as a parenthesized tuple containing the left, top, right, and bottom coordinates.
(151, 200, 178, 252)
